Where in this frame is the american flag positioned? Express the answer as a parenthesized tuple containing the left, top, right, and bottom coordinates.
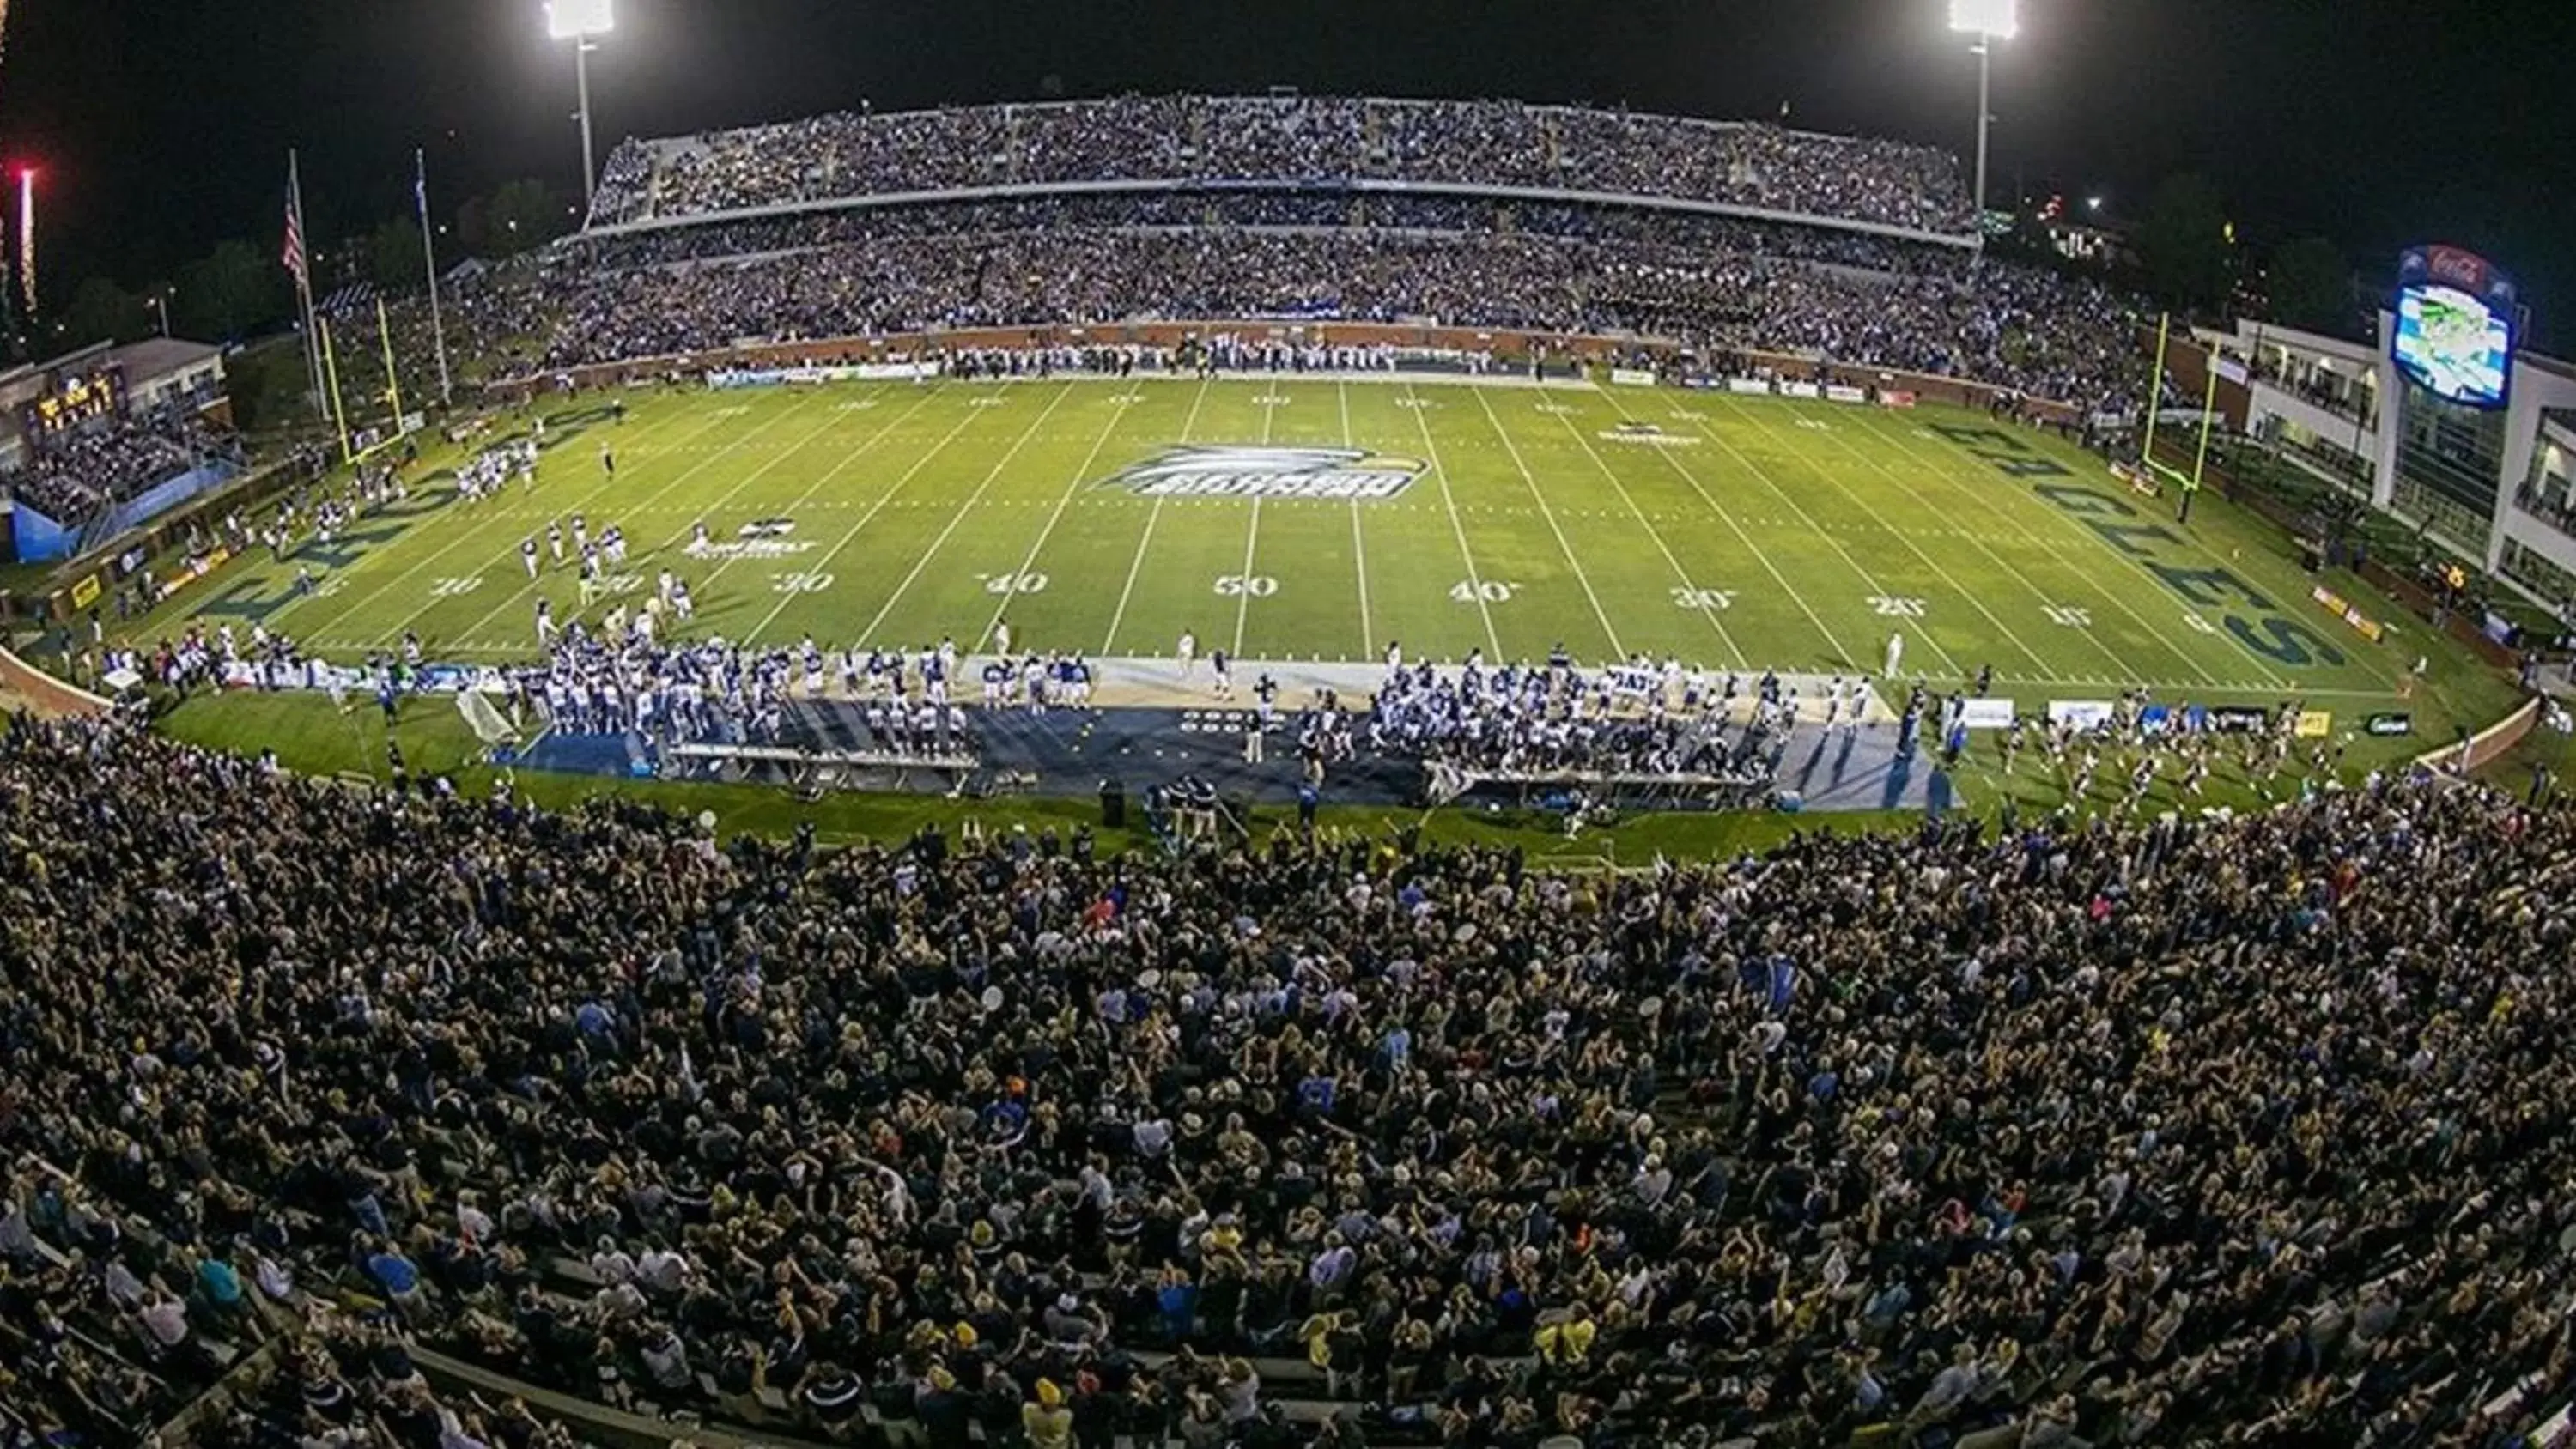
(281, 169, 308, 289)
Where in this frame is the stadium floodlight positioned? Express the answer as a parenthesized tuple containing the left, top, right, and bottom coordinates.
(545, 0, 615, 212)
(544, 0, 613, 39)
(1948, 0, 2018, 39)
(1947, 0, 2016, 248)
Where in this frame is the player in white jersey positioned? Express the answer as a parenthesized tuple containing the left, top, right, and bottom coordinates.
(991, 618, 1012, 658)
(521, 537, 539, 579)
(1176, 628, 1197, 676)
(1384, 640, 1403, 672)
(1883, 630, 1905, 679)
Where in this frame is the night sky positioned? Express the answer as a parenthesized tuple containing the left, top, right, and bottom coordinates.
(7, 0, 2572, 343)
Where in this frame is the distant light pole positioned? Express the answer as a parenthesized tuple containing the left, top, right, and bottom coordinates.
(545, 0, 615, 212)
(147, 289, 170, 337)
(1949, 0, 2017, 244)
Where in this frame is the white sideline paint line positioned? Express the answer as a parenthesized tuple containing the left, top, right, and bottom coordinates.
(851, 383, 1079, 646)
(1102, 378, 1212, 656)
(975, 390, 1145, 655)
(744, 389, 1042, 642)
(1401, 380, 1503, 661)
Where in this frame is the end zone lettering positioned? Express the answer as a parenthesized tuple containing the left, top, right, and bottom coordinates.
(1097, 446, 1427, 501)
(1926, 423, 2348, 671)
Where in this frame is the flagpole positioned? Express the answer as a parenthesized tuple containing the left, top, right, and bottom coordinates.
(376, 295, 406, 434)
(319, 314, 354, 466)
(288, 150, 329, 427)
(416, 149, 453, 408)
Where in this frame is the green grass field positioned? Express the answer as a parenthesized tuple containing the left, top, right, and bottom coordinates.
(76, 367, 2531, 843)
(126, 373, 2498, 718)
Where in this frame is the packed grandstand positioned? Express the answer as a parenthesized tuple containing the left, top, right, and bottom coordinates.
(6, 712, 2574, 1449)
(406, 95, 2144, 423)
(10, 90, 2571, 1449)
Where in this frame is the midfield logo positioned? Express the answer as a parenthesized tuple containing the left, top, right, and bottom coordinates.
(1097, 446, 1428, 501)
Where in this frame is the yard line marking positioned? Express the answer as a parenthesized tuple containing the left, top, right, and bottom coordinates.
(372, 397, 816, 650)
(1402, 382, 1503, 661)
(1826, 406, 2223, 688)
(976, 390, 1147, 655)
(1340, 379, 1374, 658)
(1230, 385, 1282, 657)
(1723, 401, 2057, 678)
(1670, 406, 1969, 678)
(744, 387, 1043, 644)
(1586, 388, 1860, 670)
(1841, 407, 2278, 691)
(1534, 407, 1747, 670)
(697, 388, 945, 588)
(272, 399, 723, 639)
(1465, 386, 1623, 661)
(849, 383, 1079, 646)
(1103, 378, 1212, 654)
(422, 392, 860, 649)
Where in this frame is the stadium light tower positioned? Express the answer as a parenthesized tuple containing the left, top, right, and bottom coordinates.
(1949, 0, 2017, 242)
(545, 0, 615, 211)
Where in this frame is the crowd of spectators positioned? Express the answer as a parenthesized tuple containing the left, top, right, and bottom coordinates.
(586, 94, 1978, 237)
(8, 709, 2576, 1447)
(1, 406, 230, 525)
(528, 212, 2137, 415)
(1366, 657, 1784, 785)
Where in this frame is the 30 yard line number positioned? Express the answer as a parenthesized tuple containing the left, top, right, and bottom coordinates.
(1671, 587, 1735, 611)
(771, 572, 835, 593)
(428, 575, 483, 597)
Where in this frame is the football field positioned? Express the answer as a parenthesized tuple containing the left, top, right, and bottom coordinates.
(161, 374, 2435, 708)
